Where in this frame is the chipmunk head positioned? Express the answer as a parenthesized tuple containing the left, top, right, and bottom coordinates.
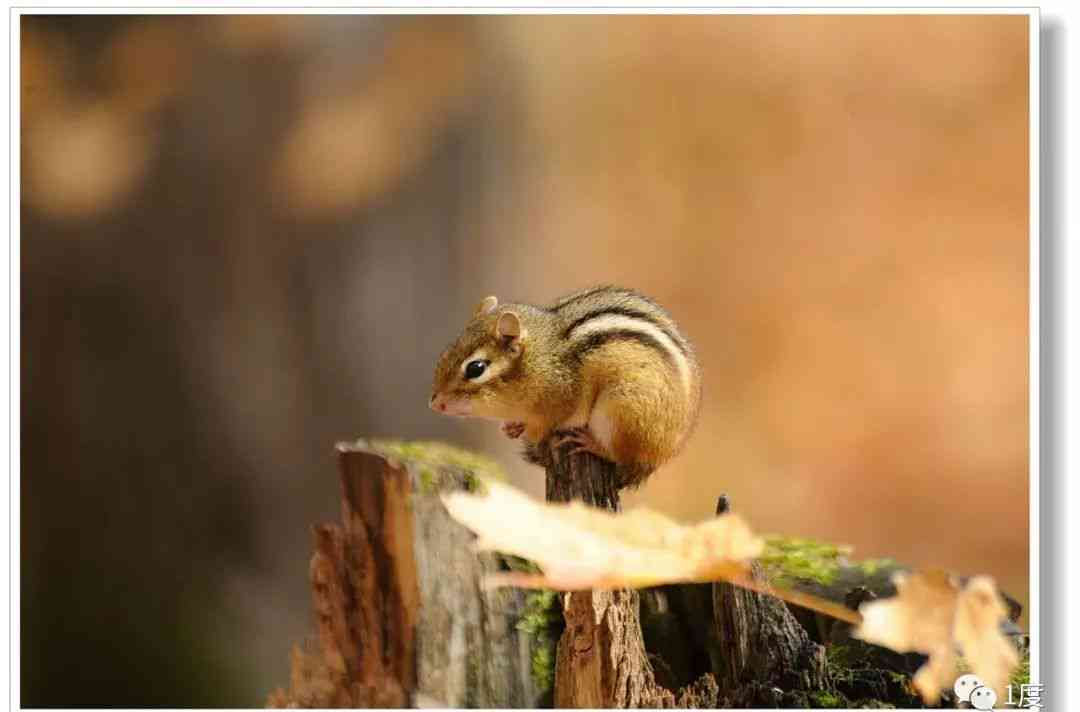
(430, 295, 528, 420)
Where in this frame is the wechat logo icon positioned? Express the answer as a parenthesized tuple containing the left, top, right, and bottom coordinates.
(971, 686, 999, 710)
(954, 673, 998, 710)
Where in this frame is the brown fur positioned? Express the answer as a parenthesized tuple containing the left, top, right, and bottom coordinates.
(431, 287, 701, 482)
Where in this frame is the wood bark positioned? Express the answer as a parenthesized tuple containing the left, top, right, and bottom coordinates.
(267, 441, 544, 708)
(269, 439, 1025, 709)
(711, 561, 828, 707)
(710, 495, 829, 707)
(534, 442, 719, 708)
(536, 443, 832, 708)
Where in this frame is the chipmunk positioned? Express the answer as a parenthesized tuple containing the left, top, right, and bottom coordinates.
(429, 286, 701, 487)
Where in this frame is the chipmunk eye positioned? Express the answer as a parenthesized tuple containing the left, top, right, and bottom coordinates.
(464, 360, 489, 380)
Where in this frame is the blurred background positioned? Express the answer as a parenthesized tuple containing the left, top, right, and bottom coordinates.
(20, 14, 1030, 707)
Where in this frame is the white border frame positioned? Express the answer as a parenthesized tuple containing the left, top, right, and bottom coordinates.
(1027, 5, 1040, 691)
(4, 5, 1046, 709)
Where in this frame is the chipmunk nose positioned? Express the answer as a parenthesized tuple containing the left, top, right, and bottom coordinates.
(430, 393, 447, 412)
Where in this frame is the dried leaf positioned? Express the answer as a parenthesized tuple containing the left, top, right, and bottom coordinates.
(853, 569, 1019, 704)
(441, 479, 763, 591)
(954, 576, 1021, 704)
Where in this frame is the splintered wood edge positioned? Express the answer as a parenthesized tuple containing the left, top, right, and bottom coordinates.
(335, 438, 377, 456)
(335, 438, 374, 451)
(336, 439, 506, 499)
(272, 440, 531, 708)
(335, 439, 420, 702)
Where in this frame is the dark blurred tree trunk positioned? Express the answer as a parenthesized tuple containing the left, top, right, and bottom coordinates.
(22, 16, 491, 707)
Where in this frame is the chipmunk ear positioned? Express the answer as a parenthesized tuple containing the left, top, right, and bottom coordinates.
(495, 311, 527, 352)
(474, 295, 498, 316)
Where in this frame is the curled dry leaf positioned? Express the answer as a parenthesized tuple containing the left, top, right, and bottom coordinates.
(953, 576, 1023, 704)
(441, 479, 763, 591)
(853, 569, 1019, 705)
(443, 479, 863, 624)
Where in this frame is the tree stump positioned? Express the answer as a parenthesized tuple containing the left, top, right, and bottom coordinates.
(532, 441, 720, 708)
(535, 442, 834, 708)
(267, 440, 546, 708)
(269, 439, 1027, 709)
(710, 495, 829, 707)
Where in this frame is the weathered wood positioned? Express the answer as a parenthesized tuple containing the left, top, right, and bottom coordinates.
(541, 441, 622, 512)
(534, 440, 719, 708)
(269, 439, 1026, 709)
(709, 494, 828, 706)
(268, 440, 545, 708)
(712, 561, 829, 707)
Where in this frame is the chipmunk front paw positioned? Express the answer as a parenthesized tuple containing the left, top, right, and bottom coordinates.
(501, 421, 526, 439)
(551, 426, 605, 459)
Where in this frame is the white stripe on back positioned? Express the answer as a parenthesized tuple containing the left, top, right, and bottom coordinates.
(568, 314, 692, 399)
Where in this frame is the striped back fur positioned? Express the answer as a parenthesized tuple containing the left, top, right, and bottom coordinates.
(550, 285, 699, 405)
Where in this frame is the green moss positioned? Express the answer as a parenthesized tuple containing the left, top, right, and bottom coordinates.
(886, 671, 908, 686)
(516, 589, 560, 693)
(809, 691, 846, 708)
(417, 465, 436, 493)
(503, 555, 542, 574)
(825, 644, 856, 683)
(530, 644, 555, 693)
(858, 557, 898, 576)
(518, 589, 558, 635)
(361, 439, 505, 494)
(760, 536, 853, 586)
(826, 641, 919, 708)
(1011, 655, 1031, 686)
(1008, 653, 1031, 701)
(760, 535, 899, 589)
